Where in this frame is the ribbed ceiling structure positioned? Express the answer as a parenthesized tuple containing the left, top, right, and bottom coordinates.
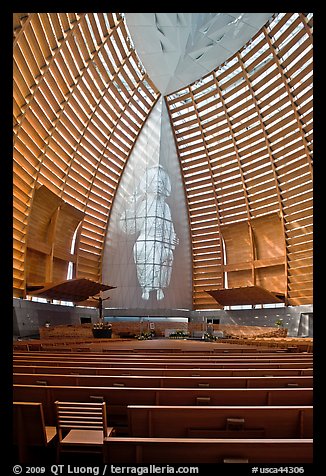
(13, 13, 313, 309)
(124, 13, 273, 95)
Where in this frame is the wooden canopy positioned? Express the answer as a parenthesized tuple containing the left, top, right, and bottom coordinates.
(206, 286, 285, 306)
(26, 278, 116, 303)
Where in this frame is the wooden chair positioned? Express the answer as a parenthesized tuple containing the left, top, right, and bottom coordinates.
(54, 401, 114, 461)
(13, 402, 57, 463)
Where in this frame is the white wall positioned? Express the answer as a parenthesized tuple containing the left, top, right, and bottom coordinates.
(13, 298, 98, 338)
(13, 298, 312, 338)
(191, 305, 314, 337)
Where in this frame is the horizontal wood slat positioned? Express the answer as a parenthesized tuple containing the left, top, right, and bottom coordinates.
(166, 12, 312, 308)
(13, 13, 160, 295)
(13, 13, 312, 307)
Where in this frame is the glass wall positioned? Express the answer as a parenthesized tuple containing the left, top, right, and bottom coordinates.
(102, 97, 192, 310)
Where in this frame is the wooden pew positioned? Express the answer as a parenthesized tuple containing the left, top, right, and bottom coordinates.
(127, 405, 313, 438)
(12, 344, 263, 354)
(14, 350, 313, 360)
(14, 337, 313, 354)
(13, 343, 29, 351)
(13, 357, 313, 370)
(13, 349, 313, 358)
(13, 365, 313, 377)
(13, 353, 313, 369)
(13, 373, 313, 388)
(103, 437, 313, 463)
(13, 402, 57, 463)
(13, 384, 313, 429)
(13, 357, 313, 369)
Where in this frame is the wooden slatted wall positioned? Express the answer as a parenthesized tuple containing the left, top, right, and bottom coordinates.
(13, 13, 312, 308)
(165, 13, 313, 308)
(13, 13, 160, 297)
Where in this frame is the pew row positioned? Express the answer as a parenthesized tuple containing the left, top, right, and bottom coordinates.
(13, 357, 313, 370)
(13, 384, 313, 428)
(103, 437, 313, 464)
(13, 350, 313, 361)
(127, 405, 313, 438)
(13, 344, 296, 354)
(13, 373, 313, 388)
(13, 365, 313, 377)
(13, 350, 312, 358)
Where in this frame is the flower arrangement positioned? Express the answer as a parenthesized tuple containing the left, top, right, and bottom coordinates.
(92, 321, 113, 338)
(203, 332, 218, 341)
(93, 322, 112, 330)
(169, 330, 189, 339)
(137, 331, 153, 340)
(275, 319, 284, 327)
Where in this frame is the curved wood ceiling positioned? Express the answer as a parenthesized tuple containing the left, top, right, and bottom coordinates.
(13, 13, 313, 308)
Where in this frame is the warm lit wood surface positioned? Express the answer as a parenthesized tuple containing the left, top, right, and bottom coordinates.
(13, 13, 313, 308)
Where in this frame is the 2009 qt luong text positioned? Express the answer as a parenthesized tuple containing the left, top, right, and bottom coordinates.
(51, 466, 100, 475)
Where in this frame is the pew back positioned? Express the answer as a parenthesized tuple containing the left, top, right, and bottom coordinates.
(103, 437, 313, 464)
(13, 372, 313, 388)
(13, 365, 313, 377)
(127, 405, 313, 438)
(13, 384, 313, 427)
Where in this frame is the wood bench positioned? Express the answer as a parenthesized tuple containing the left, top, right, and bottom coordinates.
(127, 404, 313, 438)
(14, 349, 267, 356)
(13, 402, 57, 463)
(103, 437, 313, 463)
(14, 336, 312, 354)
(13, 352, 314, 359)
(13, 384, 313, 429)
(13, 365, 313, 377)
(14, 350, 313, 360)
(13, 357, 313, 369)
(13, 343, 29, 351)
(12, 343, 273, 354)
(13, 372, 313, 388)
(218, 338, 313, 353)
(13, 356, 313, 369)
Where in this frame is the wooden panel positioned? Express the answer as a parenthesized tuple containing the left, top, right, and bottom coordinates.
(256, 265, 286, 293)
(221, 222, 252, 265)
(27, 278, 115, 302)
(25, 249, 47, 285)
(53, 202, 84, 256)
(227, 269, 253, 289)
(217, 213, 285, 295)
(207, 286, 285, 306)
(251, 213, 284, 260)
(127, 405, 312, 438)
(103, 437, 313, 464)
(27, 185, 62, 243)
(25, 185, 84, 289)
(52, 258, 69, 283)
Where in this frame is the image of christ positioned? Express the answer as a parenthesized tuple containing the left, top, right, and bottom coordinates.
(119, 165, 179, 300)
